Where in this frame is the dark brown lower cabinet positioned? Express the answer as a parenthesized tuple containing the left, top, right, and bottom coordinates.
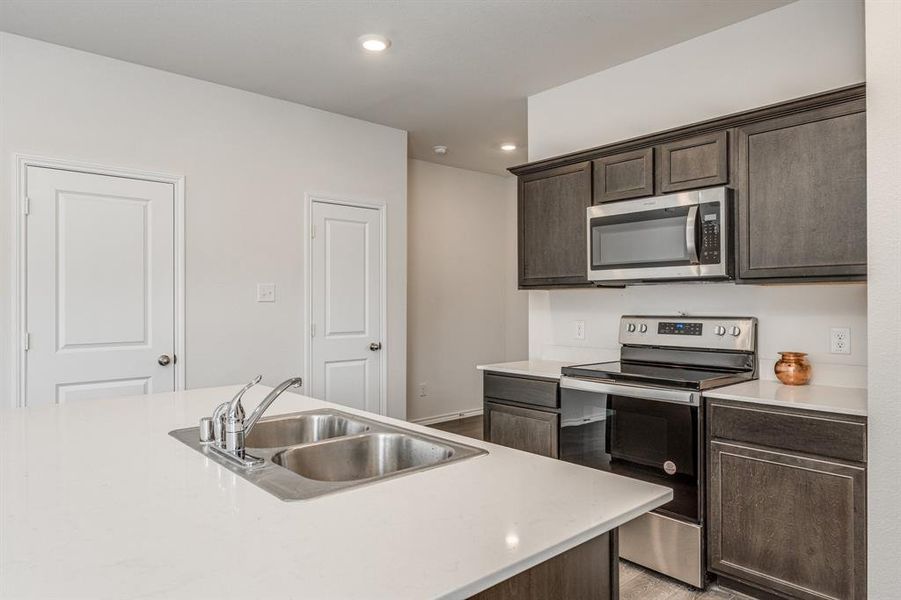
(484, 401, 559, 459)
(468, 531, 618, 600)
(708, 400, 867, 600)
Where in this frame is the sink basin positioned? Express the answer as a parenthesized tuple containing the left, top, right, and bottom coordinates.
(245, 413, 369, 448)
(169, 408, 486, 501)
(272, 433, 455, 482)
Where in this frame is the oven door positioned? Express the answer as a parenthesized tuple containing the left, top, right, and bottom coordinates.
(559, 377, 701, 523)
(587, 187, 728, 282)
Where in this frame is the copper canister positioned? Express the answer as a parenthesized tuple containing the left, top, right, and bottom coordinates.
(774, 352, 812, 385)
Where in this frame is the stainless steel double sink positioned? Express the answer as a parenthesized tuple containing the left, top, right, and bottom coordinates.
(170, 409, 486, 500)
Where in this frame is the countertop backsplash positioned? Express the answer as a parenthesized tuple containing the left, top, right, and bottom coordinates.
(530, 282, 867, 389)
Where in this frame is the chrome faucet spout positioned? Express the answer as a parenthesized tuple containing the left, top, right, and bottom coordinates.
(200, 375, 302, 466)
(245, 377, 304, 436)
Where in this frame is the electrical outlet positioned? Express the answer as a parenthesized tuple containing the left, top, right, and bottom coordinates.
(256, 283, 276, 302)
(418, 383, 427, 397)
(574, 320, 585, 340)
(830, 327, 851, 354)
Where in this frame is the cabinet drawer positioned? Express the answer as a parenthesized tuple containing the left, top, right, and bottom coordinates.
(483, 373, 559, 409)
(708, 400, 866, 463)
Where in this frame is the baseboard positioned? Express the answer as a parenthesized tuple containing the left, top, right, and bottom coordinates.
(410, 407, 483, 426)
(715, 575, 782, 600)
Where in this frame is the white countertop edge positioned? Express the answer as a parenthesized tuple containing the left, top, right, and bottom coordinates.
(705, 382, 868, 417)
(476, 360, 568, 380)
(440, 492, 672, 600)
(704, 391, 868, 417)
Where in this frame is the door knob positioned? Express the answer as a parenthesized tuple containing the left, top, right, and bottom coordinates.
(369, 342, 382, 351)
(158, 354, 173, 366)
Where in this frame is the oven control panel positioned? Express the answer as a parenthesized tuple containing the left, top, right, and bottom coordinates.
(620, 316, 756, 351)
(658, 321, 703, 336)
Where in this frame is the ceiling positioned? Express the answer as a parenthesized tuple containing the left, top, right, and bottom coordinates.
(0, 0, 790, 175)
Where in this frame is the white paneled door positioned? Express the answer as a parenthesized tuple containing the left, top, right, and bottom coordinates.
(310, 200, 382, 413)
(24, 166, 177, 406)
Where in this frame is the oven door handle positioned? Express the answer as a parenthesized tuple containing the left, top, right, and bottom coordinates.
(685, 205, 700, 265)
(560, 376, 699, 405)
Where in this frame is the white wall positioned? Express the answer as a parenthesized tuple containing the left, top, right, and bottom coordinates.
(407, 159, 526, 422)
(526, 0, 868, 387)
(0, 34, 409, 418)
(529, 0, 865, 161)
(864, 0, 901, 595)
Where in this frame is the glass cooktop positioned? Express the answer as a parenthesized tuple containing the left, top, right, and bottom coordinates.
(561, 360, 754, 391)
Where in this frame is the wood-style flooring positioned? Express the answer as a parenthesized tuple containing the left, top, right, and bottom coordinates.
(620, 560, 753, 600)
(429, 415, 483, 439)
(427, 415, 755, 600)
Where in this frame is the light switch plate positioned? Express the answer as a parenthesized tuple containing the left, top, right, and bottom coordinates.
(257, 283, 276, 303)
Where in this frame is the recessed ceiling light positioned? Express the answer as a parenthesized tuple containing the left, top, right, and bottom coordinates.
(433, 145, 448, 155)
(359, 34, 391, 53)
(500, 143, 517, 152)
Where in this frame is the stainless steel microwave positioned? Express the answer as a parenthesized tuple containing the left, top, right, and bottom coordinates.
(587, 186, 731, 283)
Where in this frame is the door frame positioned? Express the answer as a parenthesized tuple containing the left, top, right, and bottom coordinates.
(303, 193, 388, 415)
(10, 154, 187, 408)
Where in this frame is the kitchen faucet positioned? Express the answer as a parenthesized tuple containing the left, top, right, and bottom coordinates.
(200, 375, 304, 467)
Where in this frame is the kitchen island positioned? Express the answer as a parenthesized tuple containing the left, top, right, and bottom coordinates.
(0, 386, 671, 599)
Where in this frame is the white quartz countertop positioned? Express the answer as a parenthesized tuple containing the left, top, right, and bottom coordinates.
(0, 386, 671, 600)
(476, 360, 571, 380)
(705, 380, 868, 417)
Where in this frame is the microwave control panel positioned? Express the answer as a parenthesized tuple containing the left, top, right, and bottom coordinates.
(699, 202, 721, 265)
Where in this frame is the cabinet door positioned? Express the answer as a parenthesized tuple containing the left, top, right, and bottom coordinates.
(708, 440, 866, 600)
(657, 131, 728, 193)
(592, 147, 654, 203)
(484, 401, 559, 458)
(518, 162, 591, 288)
(736, 100, 866, 280)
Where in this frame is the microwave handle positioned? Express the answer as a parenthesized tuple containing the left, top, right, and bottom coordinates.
(685, 205, 700, 264)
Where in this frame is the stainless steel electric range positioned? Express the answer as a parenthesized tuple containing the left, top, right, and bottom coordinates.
(559, 315, 758, 588)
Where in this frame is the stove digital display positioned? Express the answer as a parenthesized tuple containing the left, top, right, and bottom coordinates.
(658, 321, 703, 336)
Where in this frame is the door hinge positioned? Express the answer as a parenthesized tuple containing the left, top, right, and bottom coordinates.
(311, 224, 316, 239)
(310, 324, 316, 337)
(23, 197, 30, 216)
(23, 332, 30, 351)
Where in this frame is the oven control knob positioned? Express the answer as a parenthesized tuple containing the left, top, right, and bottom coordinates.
(664, 461, 677, 475)
(714, 325, 726, 336)
(627, 323, 636, 333)
(639, 324, 648, 333)
(730, 326, 741, 337)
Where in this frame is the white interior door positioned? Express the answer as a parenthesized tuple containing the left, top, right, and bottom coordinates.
(310, 200, 382, 413)
(24, 166, 176, 406)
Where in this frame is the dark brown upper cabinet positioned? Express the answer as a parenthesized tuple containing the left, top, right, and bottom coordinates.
(518, 161, 592, 288)
(509, 84, 866, 288)
(736, 98, 866, 281)
(657, 131, 729, 194)
(592, 147, 654, 203)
